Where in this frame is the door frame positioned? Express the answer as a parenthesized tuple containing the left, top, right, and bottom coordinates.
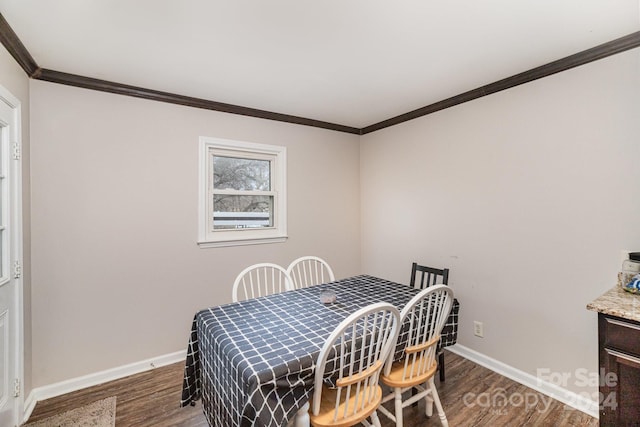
(0, 84, 24, 426)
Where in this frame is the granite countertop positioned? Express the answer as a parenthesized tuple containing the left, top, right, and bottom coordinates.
(587, 285, 640, 323)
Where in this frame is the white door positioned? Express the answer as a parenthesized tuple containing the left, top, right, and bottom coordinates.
(0, 87, 23, 427)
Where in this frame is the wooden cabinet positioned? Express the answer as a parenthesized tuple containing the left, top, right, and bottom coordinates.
(598, 313, 640, 426)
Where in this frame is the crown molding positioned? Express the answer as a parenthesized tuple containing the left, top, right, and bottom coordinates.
(362, 30, 640, 134)
(33, 68, 362, 134)
(0, 12, 638, 135)
(0, 13, 39, 77)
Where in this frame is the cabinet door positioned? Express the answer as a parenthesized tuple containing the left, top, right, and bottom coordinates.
(599, 314, 640, 426)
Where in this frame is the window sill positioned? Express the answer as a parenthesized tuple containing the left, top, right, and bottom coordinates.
(197, 236, 288, 248)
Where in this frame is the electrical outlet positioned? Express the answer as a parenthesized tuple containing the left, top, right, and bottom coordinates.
(473, 321, 484, 338)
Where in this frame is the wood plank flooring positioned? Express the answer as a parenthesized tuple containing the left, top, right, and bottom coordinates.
(25, 351, 598, 426)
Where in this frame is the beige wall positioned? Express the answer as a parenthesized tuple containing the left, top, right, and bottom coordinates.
(24, 39, 640, 400)
(360, 48, 640, 395)
(29, 80, 361, 387)
(0, 45, 31, 395)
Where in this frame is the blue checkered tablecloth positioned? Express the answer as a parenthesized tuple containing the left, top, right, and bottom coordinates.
(181, 275, 459, 427)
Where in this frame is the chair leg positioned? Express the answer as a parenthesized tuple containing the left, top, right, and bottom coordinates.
(294, 402, 310, 427)
(370, 411, 382, 427)
(394, 387, 403, 427)
(424, 381, 434, 417)
(428, 377, 448, 427)
(439, 352, 445, 382)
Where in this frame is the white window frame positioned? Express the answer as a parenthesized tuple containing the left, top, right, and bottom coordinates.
(198, 136, 287, 248)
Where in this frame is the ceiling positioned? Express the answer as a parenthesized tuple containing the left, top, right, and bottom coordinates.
(0, 0, 638, 128)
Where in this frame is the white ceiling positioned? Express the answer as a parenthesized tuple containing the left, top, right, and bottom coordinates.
(1, 0, 638, 128)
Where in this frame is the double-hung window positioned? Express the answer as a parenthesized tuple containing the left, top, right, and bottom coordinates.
(198, 137, 287, 247)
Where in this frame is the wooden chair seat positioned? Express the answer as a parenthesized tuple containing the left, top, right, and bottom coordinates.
(381, 359, 437, 389)
(310, 384, 382, 427)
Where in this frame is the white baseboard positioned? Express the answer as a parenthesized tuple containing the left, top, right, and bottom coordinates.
(22, 349, 186, 424)
(447, 344, 599, 419)
(23, 392, 37, 425)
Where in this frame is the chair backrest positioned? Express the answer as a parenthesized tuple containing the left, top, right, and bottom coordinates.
(232, 263, 294, 302)
(385, 285, 454, 382)
(312, 303, 401, 422)
(410, 262, 449, 290)
(287, 256, 335, 289)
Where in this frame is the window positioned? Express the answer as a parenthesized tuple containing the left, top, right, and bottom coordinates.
(199, 137, 287, 247)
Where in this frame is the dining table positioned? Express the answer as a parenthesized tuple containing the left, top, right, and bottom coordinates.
(181, 274, 459, 427)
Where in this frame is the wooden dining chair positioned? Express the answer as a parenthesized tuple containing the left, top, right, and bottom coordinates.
(409, 262, 450, 382)
(378, 285, 454, 427)
(410, 262, 449, 290)
(310, 303, 401, 427)
(287, 256, 335, 289)
(232, 263, 294, 302)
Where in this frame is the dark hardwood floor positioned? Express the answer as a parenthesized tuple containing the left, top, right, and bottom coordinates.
(25, 351, 598, 426)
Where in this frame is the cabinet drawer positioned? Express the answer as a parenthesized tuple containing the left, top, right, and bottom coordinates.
(603, 315, 640, 356)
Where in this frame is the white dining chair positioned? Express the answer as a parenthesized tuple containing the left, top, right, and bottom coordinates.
(409, 262, 452, 382)
(378, 285, 454, 427)
(232, 263, 294, 302)
(309, 302, 401, 427)
(287, 256, 335, 289)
